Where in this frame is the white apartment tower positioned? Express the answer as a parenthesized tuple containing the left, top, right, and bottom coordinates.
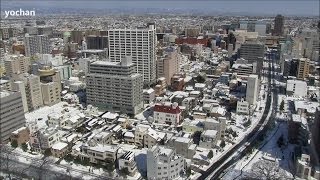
(86, 57, 143, 115)
(147, 145, 185, 180)
(108, 24, 157, 84)
(24, 34, 50, 57)
(246, 74, 259, 105)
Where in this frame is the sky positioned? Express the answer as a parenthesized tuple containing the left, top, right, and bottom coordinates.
(1, 0, 319, 16)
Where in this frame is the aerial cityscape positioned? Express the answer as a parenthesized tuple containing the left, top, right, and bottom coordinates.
(0, 0, 319, 180)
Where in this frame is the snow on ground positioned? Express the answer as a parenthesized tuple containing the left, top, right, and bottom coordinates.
(135, 106, 153, 121)
(12, 147, 43, 159)
(223, 93, 296, 180)
(60, 160, 106, 176)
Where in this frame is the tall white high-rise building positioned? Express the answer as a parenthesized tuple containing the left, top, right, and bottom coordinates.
(246, 74, 259, 105)
(108, 24, 156, 84)
(24, 34, 50, 57)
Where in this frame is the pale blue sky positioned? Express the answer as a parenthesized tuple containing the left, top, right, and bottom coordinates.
(1, 0, 319, 16)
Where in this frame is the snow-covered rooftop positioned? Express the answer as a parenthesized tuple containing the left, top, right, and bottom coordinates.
(52, 142, 68, 151)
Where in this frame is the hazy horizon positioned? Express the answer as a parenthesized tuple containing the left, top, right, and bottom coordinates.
(1, 0, 319, 16)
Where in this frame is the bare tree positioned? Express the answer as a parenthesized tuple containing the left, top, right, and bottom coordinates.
(247, 160, 290, 180)
(31, 156, 55, 180)
(0, 145, 17, 180)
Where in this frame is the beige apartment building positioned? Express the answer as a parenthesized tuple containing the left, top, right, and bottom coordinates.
(4, 55, 30, 78)
(297, 58, 310, 80)
(41, 82, 61, 106)
(157, 47, 180, 85)
(12, 74, 43, 112)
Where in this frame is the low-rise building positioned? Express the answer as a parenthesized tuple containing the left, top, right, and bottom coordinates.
(296, 154, 312, 179)
(134, 124, 151, 147)
(29, 127, 61, 151)
(144, 128, 166, 148)
(171, 136, 194, 159)
(236, 98, 249, 114)
(118, 151, 137, 175)
(147, 145, 185, 179)
(199, 130, 219, 149)
(124, 131, 135, 145)
(286, 80, 307, 97)
(143, 88, 155, 105)
(51, 142, 68, 158)
(80, 143, 119, 164)
(154, 102, 182, 126)
(10, 127, 29, 145)
(182, 119, 204, 133)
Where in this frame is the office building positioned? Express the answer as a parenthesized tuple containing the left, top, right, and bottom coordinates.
(286, 80, 307, 97)
(108, 24, 157, 84)
(0, 47, 5, 65)
(232, 63, 255, 77)
(157, 47, 180, 84)
(86, 35, 108, 50)
(86, 57, 143, 115)
(283, 58, 299, 77)
(239, 41, 264, 62)
(24, 34, 50, 57)
(239, 41, 264, 75)
(70, 30, 84, 45)
(147, 145, 185, 180)
(4, 55, 30, 78)
(0, 27, 18, 40)
(300, 28, 320, 60)
(274, 15, 284, 36)
(297, 58, 310, 80)
(0, 91, 26, 143)
(246, 74, 259, 105)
